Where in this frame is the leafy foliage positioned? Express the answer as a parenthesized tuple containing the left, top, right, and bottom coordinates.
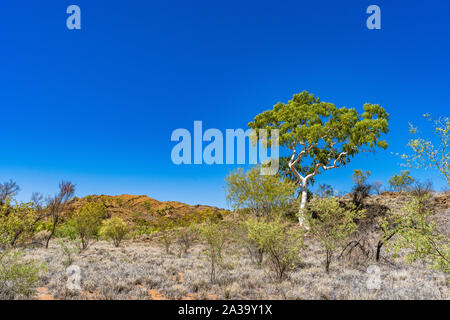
(379, 195, 449, 273)
(351, 169, 372, 207)
(175, 224, 199, 255)
(100, 217, 129, 247)
(389, 170, 415, 192)
(402, 114, 449, 185)
(199, 221, 229, 283)
(248, 91, 389, 182)
(73, 202, 106, 250)
(306, 197, 364, 272)
(248, 91, 389, 226)
(155, 216, 175, 253)
(244, 217, 303, 280)
(0, 198, 42, 247)
(0, 249, 44, 299)
(57, 239, 80, 267)
(225, 166, 297, 218)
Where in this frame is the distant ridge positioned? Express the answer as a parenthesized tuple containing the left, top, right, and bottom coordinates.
(64, 194, 225, 223)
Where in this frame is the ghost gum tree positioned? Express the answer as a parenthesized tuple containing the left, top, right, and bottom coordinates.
(249, 92, 389, 227)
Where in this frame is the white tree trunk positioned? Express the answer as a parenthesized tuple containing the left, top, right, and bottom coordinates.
(288, 146, 348, 229)
(298, 185, 310, 230)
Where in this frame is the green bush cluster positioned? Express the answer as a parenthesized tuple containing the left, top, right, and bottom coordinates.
(100, 217, 129, 247)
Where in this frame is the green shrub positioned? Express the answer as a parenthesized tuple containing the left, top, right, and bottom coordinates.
(156, 216, 175, 253)
(389, 170, 415, 192)
(0, 198, 42, 247)
(234, 220, 265, 266)
(175, 224, 199, 255)
(100, 217, 129, 247)
(351, 169, 372, 207)
(306, 197, 364, 272)
(57, 239, 80, 267)
(245, 217, 303, 280)
(73, 202, 105, 250)
(199, 221, 229, 283)
(379, 195, 449, 273)
(54, 219, 78, 240)
(401, 114, 449, 185)
(0, 249, 44, 299)
(225, 166, 297, 218)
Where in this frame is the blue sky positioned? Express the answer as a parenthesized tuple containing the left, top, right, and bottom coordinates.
(1, 0, 449, 208)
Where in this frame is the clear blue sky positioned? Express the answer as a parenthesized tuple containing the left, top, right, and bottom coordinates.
(1, 0, 449, 208)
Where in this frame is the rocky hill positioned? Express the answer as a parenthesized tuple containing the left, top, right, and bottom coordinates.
(65, 194, 226, 224)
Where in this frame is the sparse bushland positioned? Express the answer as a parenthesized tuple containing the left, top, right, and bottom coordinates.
(25, 231, 449, 300)
(73, 202, 106, 250)
(389, 170, 415, 192)
(100, 217, 129, 247)
(306, 197, 365, 273)
(244, 217, 304, 281)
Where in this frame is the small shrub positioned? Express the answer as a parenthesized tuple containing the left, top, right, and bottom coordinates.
(372, 180, 383, 195)
(245, 217, 303, 280)
(57, 239, 80, 267)
(306, 197, 364, 272)
(410, 180, 433, 200)
(389, 170, 415, 192)
(380, 195, 449, 272)
(156, 217, 175, 253)
(235, 221, 265, 266)
(199, 221, 229, 283)
(54, 219, 78, 240)
(175, 224, 199, 255)
(73, 202, 105, 250)
(0, 249, 44, 299)
(100, 217, 129, 247)
(351, 169, 372, 207)
(401, 114, 449, 185)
